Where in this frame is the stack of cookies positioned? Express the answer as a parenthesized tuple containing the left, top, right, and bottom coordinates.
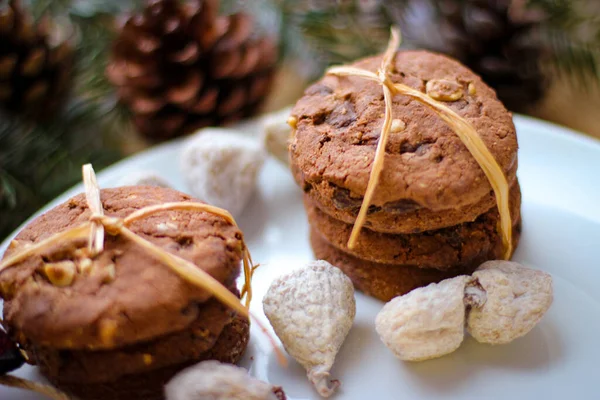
(0, 186, 249, 400)
(290, 51, 521, 302)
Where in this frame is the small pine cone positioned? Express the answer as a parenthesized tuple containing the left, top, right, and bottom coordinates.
(0, 0, 74, 118)
(107, 0, 278, 141)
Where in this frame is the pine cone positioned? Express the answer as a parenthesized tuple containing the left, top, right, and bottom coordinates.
(107, 0, 278, 141)
(391, 0, 549, 113)
(0, 0, 74, 118)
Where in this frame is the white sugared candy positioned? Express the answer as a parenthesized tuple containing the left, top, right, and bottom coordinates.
(261, 108, 293, 165)
(466, 261, 554, 344)
(164, 361, 284, 400)
(376, 261, 553, 361)
(117, 170, 171, 188)
(180, 128, 265, 218)
(376, 276, 469, 361)
(263, 260, 356, 398)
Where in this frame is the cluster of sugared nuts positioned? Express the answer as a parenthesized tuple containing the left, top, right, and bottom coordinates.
(262, 259, 552, 397)
(376, 260, 553, 361)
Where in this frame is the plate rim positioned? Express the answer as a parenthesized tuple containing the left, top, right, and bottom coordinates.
(2, 113, 599, 254)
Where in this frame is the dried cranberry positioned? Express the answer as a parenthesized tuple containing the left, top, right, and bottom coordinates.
(272, 386, 287, 400)
(0, 329, 25, 375)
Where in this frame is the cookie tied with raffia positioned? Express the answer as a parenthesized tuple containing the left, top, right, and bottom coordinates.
(291, 29, 520, 301)
(106, 0, 278, 141)
(0, 164, 285, 400)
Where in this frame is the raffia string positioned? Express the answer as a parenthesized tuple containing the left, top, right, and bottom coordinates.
(327, 28, 512, 260)
(0, 164, 287, 367)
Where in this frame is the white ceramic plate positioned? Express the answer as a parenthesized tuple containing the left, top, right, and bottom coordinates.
(2, 115, 600, 400)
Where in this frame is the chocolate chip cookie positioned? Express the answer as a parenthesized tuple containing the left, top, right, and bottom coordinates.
(1, 186, 244, 350)
(0, 185, 250, 400)
(290, 50, 518, 232)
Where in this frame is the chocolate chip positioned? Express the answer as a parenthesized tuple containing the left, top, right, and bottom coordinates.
(382, 199, 423, 213)
(326, 100, 356, 128)
(400, 139, 435, 155)
(445, 230, 463, 248)
(176, 236, 193, 247)
(318, 135, 332, 147)
(312, 111, 328, 125)
(332, 187, 362, 211)
(400, 141, 418, 154)
(367, 205, 382, 215)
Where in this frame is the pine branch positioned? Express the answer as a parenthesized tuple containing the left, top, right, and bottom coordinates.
(0, 0, 128, 240)
(531, 0, 600, 83)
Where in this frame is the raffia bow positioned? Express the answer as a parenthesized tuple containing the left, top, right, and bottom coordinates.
(0, 165, 286, 369)
(327, 28, 513, 260)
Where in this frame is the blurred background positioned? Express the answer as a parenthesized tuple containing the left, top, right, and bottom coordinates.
(1, 0, 599, 240)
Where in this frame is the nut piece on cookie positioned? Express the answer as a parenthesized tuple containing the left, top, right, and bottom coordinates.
(165, 361, 286, 400)
(181, 128, 266, 218)
(425, 79, 464, 102)
(466, 261, 553, 345)
(262, 108, 293, 165)
(375, 276, 469, 361)
(263, 261, 356, 398)
(43, 261, 76, 287)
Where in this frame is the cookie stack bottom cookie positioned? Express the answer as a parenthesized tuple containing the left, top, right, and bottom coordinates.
(306, 184, 522, 302)
(35, 313, 249, 400)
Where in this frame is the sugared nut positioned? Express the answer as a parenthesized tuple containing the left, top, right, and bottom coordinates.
(466, 261, 553, 345)
(165, 360, 286, 400)
(376, 276, 469, 361)
(426, 79, 464, 102)
(263, 261, 355, 398)
(262, 108, 294, 165)
(180, 128, 266, 218)
(43, 261, 76, 287)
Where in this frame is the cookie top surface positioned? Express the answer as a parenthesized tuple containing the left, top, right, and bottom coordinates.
(0, 186, 243, 350)
(290, 50, 518, 211)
